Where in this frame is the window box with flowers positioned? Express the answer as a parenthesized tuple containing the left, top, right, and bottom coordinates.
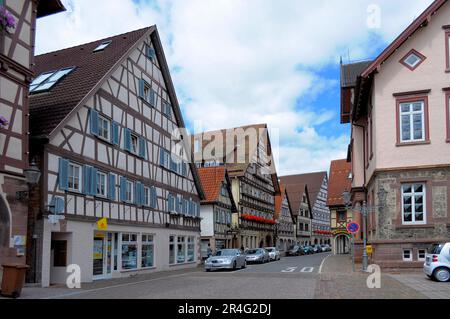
(0, 115, 8, 128)
(0, 4, 16, 53)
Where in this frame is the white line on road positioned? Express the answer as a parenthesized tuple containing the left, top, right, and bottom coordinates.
(300, 267, 314, 273)
(318, 254, 332, 274)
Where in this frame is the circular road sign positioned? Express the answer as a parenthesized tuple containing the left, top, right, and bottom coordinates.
(347, 222, 360, 234)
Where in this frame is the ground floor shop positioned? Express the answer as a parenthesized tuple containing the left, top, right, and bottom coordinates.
(39, 219, 200, 287)
(277, 236, 296, 252)
(200, 236, 235, 258)
(238, 229, 274, 249)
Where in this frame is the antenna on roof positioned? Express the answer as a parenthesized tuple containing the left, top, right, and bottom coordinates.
(340, 56, 343, 65)
(347, 48, 351, 63)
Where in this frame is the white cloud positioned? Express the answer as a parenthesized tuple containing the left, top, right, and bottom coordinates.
(36, 0, 434, 175)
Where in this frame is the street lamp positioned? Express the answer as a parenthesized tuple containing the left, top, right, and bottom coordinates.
(16, 159, 41, 200)
(360, 186, 387, 272)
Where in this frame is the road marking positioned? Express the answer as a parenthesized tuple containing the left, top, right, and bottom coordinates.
(300, 267, 314, 273)
(41, 271, 199, 299)
(281, 267, 297, 273)
(319, 254, 332, 274)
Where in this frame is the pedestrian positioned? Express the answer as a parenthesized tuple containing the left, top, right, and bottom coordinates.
(207, 244, 213, 258)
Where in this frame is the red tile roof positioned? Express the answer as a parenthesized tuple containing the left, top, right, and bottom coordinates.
(280, 172, 327, 208)
(197, 166, 227, 204)
(327, 159, 352, 207)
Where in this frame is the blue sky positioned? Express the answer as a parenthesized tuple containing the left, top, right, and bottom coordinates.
(35, 0, 434, 175)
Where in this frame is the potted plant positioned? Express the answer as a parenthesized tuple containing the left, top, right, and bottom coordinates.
(0, 5, 16, 33)
(0, 116, 8, 128)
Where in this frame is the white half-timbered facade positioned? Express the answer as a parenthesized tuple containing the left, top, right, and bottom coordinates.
(28, 27, 204, 286)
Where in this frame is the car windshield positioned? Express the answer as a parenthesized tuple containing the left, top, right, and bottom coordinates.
(266, 248, 275, 252)
(215, 250, 237, 256)
(428, 244, 445, 254)
(247, 249, 261, 254)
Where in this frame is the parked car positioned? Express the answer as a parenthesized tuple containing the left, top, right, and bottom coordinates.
(245, 248, 270, 263)
(302, 246, 314, 255)
(423, 243, 450, 282)
(313, 245, 322, 253)
(265, 247, 281, 261)
(324, 244, 332, 252)
(286, 245, 302, 256)
(204, 249, 247, 272)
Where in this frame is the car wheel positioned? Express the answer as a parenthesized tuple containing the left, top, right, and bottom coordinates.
(242, 261, 247, 269)
(433, 267, 450, 282)
(233, 261, 237, 270)
(205, 269, 211, 272)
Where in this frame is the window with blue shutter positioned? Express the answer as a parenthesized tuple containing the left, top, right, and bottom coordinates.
(124, 128, 132, 152)
(182, 163, 187, 177)
(135, 182, 141, 205)
(90, 109, 99, 136)
(108, 173, 116, 200)
(139, 79, 145, 99)
(50, 197, 65, 215)
(147, 45, 156, 61)
(160, 149, 166, 167)
(90, 167, 97, 196)
(150, 89, 156, 107)
(111, 121, 119, 145)
(120, 177, 127, 202)
(58, 158, 69, 191)
(83, 165, 91, 195)
(139, 136, 146, 158)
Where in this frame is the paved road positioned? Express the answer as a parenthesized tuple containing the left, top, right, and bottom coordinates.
(12, 254, 440, 299)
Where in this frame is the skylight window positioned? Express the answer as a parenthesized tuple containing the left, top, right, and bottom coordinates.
(93, 40, 112, 52)
(30, 67, 75, 94)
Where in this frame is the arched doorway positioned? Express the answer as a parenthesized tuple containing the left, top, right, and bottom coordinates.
(334, 235, 350, 254)
(0, 194, 11, 248)
(265, 235, 272, 247)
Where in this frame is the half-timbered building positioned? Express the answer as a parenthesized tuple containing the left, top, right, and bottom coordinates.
(274, 184, 295, 252)
(0, 0, 65, 280)
(279, 178, 313, 246)
(198, 166, 237, 256)
(194, 124, 280, 249)
(28, 26, 204, 286)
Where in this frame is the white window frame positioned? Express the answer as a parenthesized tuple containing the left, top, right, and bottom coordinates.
(399, 101, 425, 143)
(130, 133, 139, 155)
(403, 249, 413, 262)
(125, 180, 134, 203)
(96, 171, 108, 197)
(144, 186, 150, 207)
(98, 115, 110, 141)
(418, 249, 427, 261)
(141, 234, 155, 269)
(121, 233, 138, 270)
(401, 183, 426, 225)
(68, 163, 82, 192)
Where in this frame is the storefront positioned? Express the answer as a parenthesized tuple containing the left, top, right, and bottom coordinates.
(40, 220, 200, 287)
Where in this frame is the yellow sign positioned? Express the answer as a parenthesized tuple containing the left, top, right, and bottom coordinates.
(97, 217, 108, 231)
(366, 245, 373, 254)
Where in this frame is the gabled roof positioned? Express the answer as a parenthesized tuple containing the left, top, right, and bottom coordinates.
(194, 123, 280, 194)
(278, 178, 312, 219)
(280, 172, 327, 208)
(29, 26, 205, 199)
(37, 0, 66, 18)
(361, 0, 447, 78)
(340, 61, 372, 88)
(274, 184, 294, 221)
(197, 166, 237, 211)
(327, 159, 352, 207)
(30, 26, 153, 137)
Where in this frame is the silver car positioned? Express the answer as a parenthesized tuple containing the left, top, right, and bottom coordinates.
(204, 249, 247, 272)
(265, 247, 281, 261)
(245, 248, 269, 264)
(423, 243, 450, 282)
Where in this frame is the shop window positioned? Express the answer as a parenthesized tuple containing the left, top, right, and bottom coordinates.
(187, 237, 195, 262)
(121, 233, 137, 270)
(177, 236, 186, 264)
(169, 236, 175, 264)
(141, 234, 154, 268)
(52, 240, 67, 267)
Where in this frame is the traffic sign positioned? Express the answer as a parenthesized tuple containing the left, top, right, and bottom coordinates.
(97, 217, 108, 231)
(346, 222, 360, 234)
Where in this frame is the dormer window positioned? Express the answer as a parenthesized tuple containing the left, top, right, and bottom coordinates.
(400, 49, 426, 71)
(93, 40, 112, 52)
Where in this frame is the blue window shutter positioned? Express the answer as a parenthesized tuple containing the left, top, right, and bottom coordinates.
(151, 187, 157, 208)
(120, 177, 127, 202)
(90, 109, 99, 136)
(111, 121, 119, 145)
(58, 158, 69, 191)
(182, 163, 187, 177)
(108, 173, 116, 200)
(160, 149, 165, 166)
(139, 136, 146, 158)
(168, 194, 174, 212)
(139, 79, 145, 99)
(124, 128, 131, 152)
(91, 167, 97, 196)
(150, 89, 155, 107)
(83, 165, 90, 195)
(55, 197, 65, 214)
(134, 182, 140, 205)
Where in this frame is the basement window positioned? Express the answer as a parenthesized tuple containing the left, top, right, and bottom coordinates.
(93, 40, 112, 52)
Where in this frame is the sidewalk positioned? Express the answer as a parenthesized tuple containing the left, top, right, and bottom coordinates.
(315, 255, 427, 299)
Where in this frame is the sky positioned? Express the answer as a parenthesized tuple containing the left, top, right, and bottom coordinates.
(35, 0, 434, 176)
